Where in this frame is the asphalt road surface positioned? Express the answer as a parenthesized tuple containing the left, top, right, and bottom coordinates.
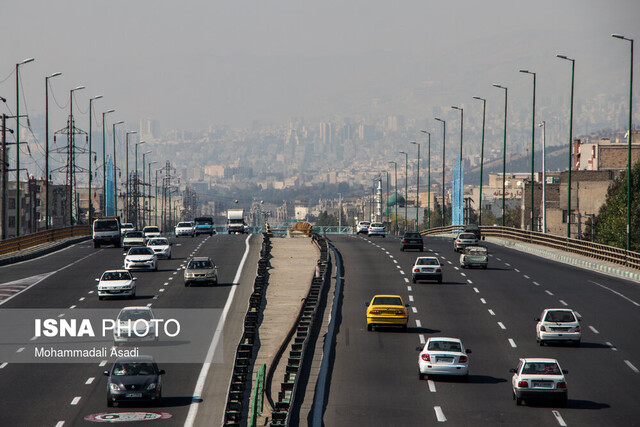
(322, 234, 640, 426)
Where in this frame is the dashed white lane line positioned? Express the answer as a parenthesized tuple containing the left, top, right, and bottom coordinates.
(168, 277, 174, 281)
(514, 268, 520, 273)
(0, 362, 8, 369)
(416, 320, 422, 328)
(407, 286, 412, 291)
(428, 380, 437, 392)
(88, 291, 94, 294)
(172, 271, 178, 275)
(30, 336, 37, 341)
(434, 406, 447, 422)
(85, 377, 95, 385)
(419, 334, 426, 344)
(153, 295, 159, 299)
(559, 300, 568, 306)
(488, 309, 495, 316)
(389, 255, 394, 259)
(78, 297, 85, 302)
(412, 307, 418, 314)
(164, 282, 169, 286)
(508, 338, 517, 348)
(523, 275, 530, 279)
(505, 263, 511, 267)
(385, 251, 390, 255)
(606, 342, 618, 351)
(159, 289, 165, 293)
(409, 295, 414, 302)
(589, 326, 599, 334)
(454, 267, 459, 271)
(473, 287, 480, 293)
(624, 360, 639, 373)
(399, 270, 405, 275)
(498, 322, 506, 330)
(467, 279, 473, 284)
(16, 347, 24, 353)
(404, 278, 410, 283)
(58, 313, 64, 317)
(533, 281, 541, 286)
(69, 305, 76, 309)
(70, 396, 81, 405)
(460, 272, 466, 277)
(446, 261, 452, 265)
(55, 422, 65, 427)
(496, 257, 502, 261)
(99, 360, 107, 367)
(393, 259, 398, 264)
(480, 298, 486, 304)
(545, 290, 554, 296)
(147, 303, 153, 307)
(396, 265, 402, 269)
(552, 410, 567, 426)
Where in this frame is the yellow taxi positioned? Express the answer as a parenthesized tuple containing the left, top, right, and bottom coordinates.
(365, 294, 409, 331)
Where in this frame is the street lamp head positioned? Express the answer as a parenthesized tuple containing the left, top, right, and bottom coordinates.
(104, 109, 115, 115)
(399, 151, 407, 155)
(435, 117, 445, 123)
(492, 83, 506, 89)
(472, 96, 485, 101)
(451, 105, 462, 111)
(91, 95, 103, 101)
(114, 120, 124, 125)
(73, 85, 85, 91)
(19, 58, 35, 65)
(410, 141, 418, 146)
(49, 72, 62, 78)
(420, 130, 430, 135)
(538, 121, 545, 127)
(127, 130, 137, 135)
(144, 150, 152, 155)
(519, 69, 535, 75)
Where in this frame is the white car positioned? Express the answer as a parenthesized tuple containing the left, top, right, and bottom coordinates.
(143, 226, 162, 239)
(113, 306, 157, 345)
(417, 337, 470, 381)
(367, 222, 386, 237)
(124, 246, 158, 271)
(120, 223, 134, 237)
(510, 358, 568, 406)
(175, 221, 195, 238)
(536, 309, 581, 346)
(96, 270, 137, 300)
(411, 257, 443, 283)
(122, 230, 146, 250)
(453, 232, 479, 252)
(147, 237, 172, 259)
(356, 221, 371, 234)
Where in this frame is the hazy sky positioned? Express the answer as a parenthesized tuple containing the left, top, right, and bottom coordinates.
(1, 0, 638, 132)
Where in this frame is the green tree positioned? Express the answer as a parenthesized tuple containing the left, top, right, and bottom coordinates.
(595, 162, 640, 251)
(316, 211, 338, 226)
(501, 205, 521, 228)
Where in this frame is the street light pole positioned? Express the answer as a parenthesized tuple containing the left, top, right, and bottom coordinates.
(45, 72, 62, 230)
(142, 151, 152, 228)
(493, 84, 508, 226)
(539, 121, 547, 233)
(612, 34, 634, 252)
(452, 106, 464, 225)
(399, 151, 408, 233)
(421, 130, 431, 229)
(435, 118, 446, 227)
(388, 161, 398, 234)
(135, 141, 146, 226)
(15, 57, 34, 237)
(102, 109, 115, 215)
(125, 131, 137, 223)
(557, 54, 576, 238)
(88, 95, 103, 225)
(148, 161, 157, 226)
(520, 69, 537, 232)
(473, 96, 487, 226)
(410, 141, 420, 231)
(112, 120, 124, 217)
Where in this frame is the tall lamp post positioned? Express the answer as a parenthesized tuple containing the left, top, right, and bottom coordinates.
(102, 109, 115, 214)
(452, 106, 464, 225)
(435, 118, 446, 226)
(125, 130, 137, 223)
(15, 57, 34, 237)
(420, 130, 431, 229)
(69, 86, 85, 225)
(135, 141, 146, 226)
(45, 71, 62, 230)
(539, 121, 547, 233)
(493, 84, 508, 226)
(142, 150, 152, 228)
(557, 54, 576, 238)
(388, 161, 398, 234)
(399, 151, 408, 233)
(112, 120, 125, 216)
(520, 69, 537, 232)
(148, 161, 157, 226)
(410, 141, 420, 231)
(472, 96, 487, 226)
(612, 34, 634, 252)
(88, 95, 103, 225)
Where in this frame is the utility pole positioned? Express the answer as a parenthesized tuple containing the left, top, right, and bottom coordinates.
(1, 113, 14, 239)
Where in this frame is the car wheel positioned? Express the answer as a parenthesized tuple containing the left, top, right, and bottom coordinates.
(419, 371, 426, 380)
(367, 324, 372, 331)
(401, 325, 407, 332)
(168, 254, 172, 259)
(412, 277, 417, 284)
(419, 248, 423, 252)
(400, 247, 404, 252)
(574, 340, 581, 347)
(154, 265, 158, 271)
(131, 290, 136, 298)
(560, 396, 568, 407)
(107, 397, 113, 407)
(185, 282, 190, 287)
(462, 374, 469, 382)
(539, 340, 545, 346)
(437, 278, 442, 284)
(516, 396, 522, 406)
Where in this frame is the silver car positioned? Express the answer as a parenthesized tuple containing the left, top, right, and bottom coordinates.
(184, 257, 218, 286)
(453, 232, 479, 252)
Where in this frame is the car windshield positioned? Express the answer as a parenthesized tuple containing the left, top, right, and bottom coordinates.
(129, 247, 154, 255)
(372, 296, 402, 306)
(404, 233, 421, 238)
(118, 309, 153, 321)
(102, 271, 132, 281)
(544, 311, 576, 322)
(427, 341, 462, 352)
(522, 362, 561, 375)
(144, 227, 160, 232)
(188, 260, 213, 269)
(459, 234, 476, 239)
(121, 224, 133, 229)
(416, 258, 439, 266)
(148, 239, 168, 246)
(112, 362, 156, 376)
(177, 222, 192, 227)
(370, 223, 383, 227)
(359, 222, 370, 226)
(125, 231, 144, 238)
(94, 220, 118, 231)
(466, 247, 487, 254)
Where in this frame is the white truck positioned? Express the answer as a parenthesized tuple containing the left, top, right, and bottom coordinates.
(92, 216, 121, 248)
(227, 209, 246, 234)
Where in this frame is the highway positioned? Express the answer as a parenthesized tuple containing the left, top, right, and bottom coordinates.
(323, 234, 640, 426)
(0, 233, 258, 426)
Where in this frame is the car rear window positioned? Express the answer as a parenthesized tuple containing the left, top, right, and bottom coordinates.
(188, 261, 213, 269)
(522, 362, 561, 375)
(459, 234, 477, 239)
(427, 341, 461, 352)
(125, 231, 144, 238)
(544, 311, 576, 322)
(129, 247, 154, 255)
(372, 296, 402, 306)
(416, 258, 439, 266)
(370, 223, 383, 227)
(404, 233, 421, 238)
(94, 220, 119, 231)
(102, 271, 132, 281)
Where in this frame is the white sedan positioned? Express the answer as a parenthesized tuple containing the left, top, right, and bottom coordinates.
(113, 306, 157, 345)
(96, 270, 137, 300)
(417, 337, 470, 381)
(536, 308, 581, 346)
(143, 226, 162, 239)
(147, 237, 172, 259)
(511, 358, 568, 406)
(175, 221, 195, 237)
(124, 247, 158, 271)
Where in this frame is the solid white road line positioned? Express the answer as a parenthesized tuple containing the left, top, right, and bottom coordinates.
(85, 377, 94, 385)
(434, 406, 447, 422)
(552, 410, 567, 426)
(498, 322, 506, 330)
(428, 380, 436, 392)
(508, 338, 517, 348)
(624, 360, 639, 373)
(589, 326, 599, 334)
(588, 280, 640, 307)
(184, 234, 251, 427)
(70, 396, 81, 405)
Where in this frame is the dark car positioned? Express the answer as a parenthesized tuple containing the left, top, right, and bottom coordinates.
(105, 355, 164, 406)
(464, 224, 482, 240)
(400, 232, 424, 251)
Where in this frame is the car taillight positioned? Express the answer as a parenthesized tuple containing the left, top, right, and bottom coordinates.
(436, 268, 441, 272)
(456, 239, 461, 242)
(517, 381, 528, 388)
(421, 354, 430, 361)
(370, 310, 381, 315)
(414, 268, 420, 272)
(557, 382, 567, 389)
(462, 256, 466, 262)
(459, 355, 468, 363)
(575, 326, 580, 332)
(395, 310, 405, 315)
(402, 239, 408, 243)
(540, 325, 546, 331)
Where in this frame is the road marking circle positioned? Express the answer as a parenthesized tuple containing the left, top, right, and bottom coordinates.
(84, 412, 172, 422)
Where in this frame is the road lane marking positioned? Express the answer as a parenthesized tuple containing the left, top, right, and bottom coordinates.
(447, 261, 452, 265)
(393, 259, 398, 264)
(434, 406, 446, 422)
(473, 287, 479, 293)
(153, 295, 159, 299)
(460, 272, 466, 277)
(488, 309, 495, 316)
(99, 360, 107, 367)
(496, 257, 501, 261)
(399, 270, 405, 275)
(524, 275, 530, 279)
(533, 281, 541, 286)
(454, 267, 459, 271)
(606, 342, 617, 351)
(159, 289, 165, 292)
(0, 363, 8, 369)
(412, 307, 418, 313)
(389, 255, 394, 259)
(552, 410, 567, 426)
(168, 277, 173, 280)
(588, 280, 640, 307)
(30, 336, 37, 341)
(385, 251, 390, 254)
(416, 320, 422, 328)
(480, 298, 486, 304)
(397, 265, 401, 269)
(624, 360, 639, 373)
(514, 268, 520, 273)
(508, 338, 517, 348)
(16, 347, 24, 353)
(467, 279, 473, 284)
(88, 291, 94, 294)
(545, 290, 554, 296)
(69, 305, 76, 309)
(85, 377, 95, 385)
(419, 334, 425, 344)
(164, 282, 169, 286)
(404, 278, 409, 283)
(55, 422, 65, 427)
(147, 303, 153, 307)
(70, 396, 81, 405)
(409, 295, 414, 302)
(589, 326, 599, 334)
(428, 380, 436, 392)
(78, 297, 85, 301)
(505, 263, 511, 267)
(172, 272, 178, 275)
(498, 322, 506, 329)
(407, 286, 412, 291)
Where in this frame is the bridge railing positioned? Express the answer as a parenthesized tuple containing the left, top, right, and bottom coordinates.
(0, 226, 91, 256)
(422, 225, 640, 270)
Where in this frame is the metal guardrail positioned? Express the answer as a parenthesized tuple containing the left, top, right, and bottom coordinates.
(0, 225, 91, 256)
(422, 225, 640, 270)
(249, 364, 266, 427)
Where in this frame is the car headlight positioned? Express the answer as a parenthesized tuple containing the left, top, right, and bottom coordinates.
(146, 382, 157, 391)
(185, 273, 194, 278)
(110, 383, 122, 392)
(206, 272, 215, 278)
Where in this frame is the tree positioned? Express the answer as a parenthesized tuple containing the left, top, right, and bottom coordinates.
(595, 162, 640, 251)
(316, 210, 338, 226)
